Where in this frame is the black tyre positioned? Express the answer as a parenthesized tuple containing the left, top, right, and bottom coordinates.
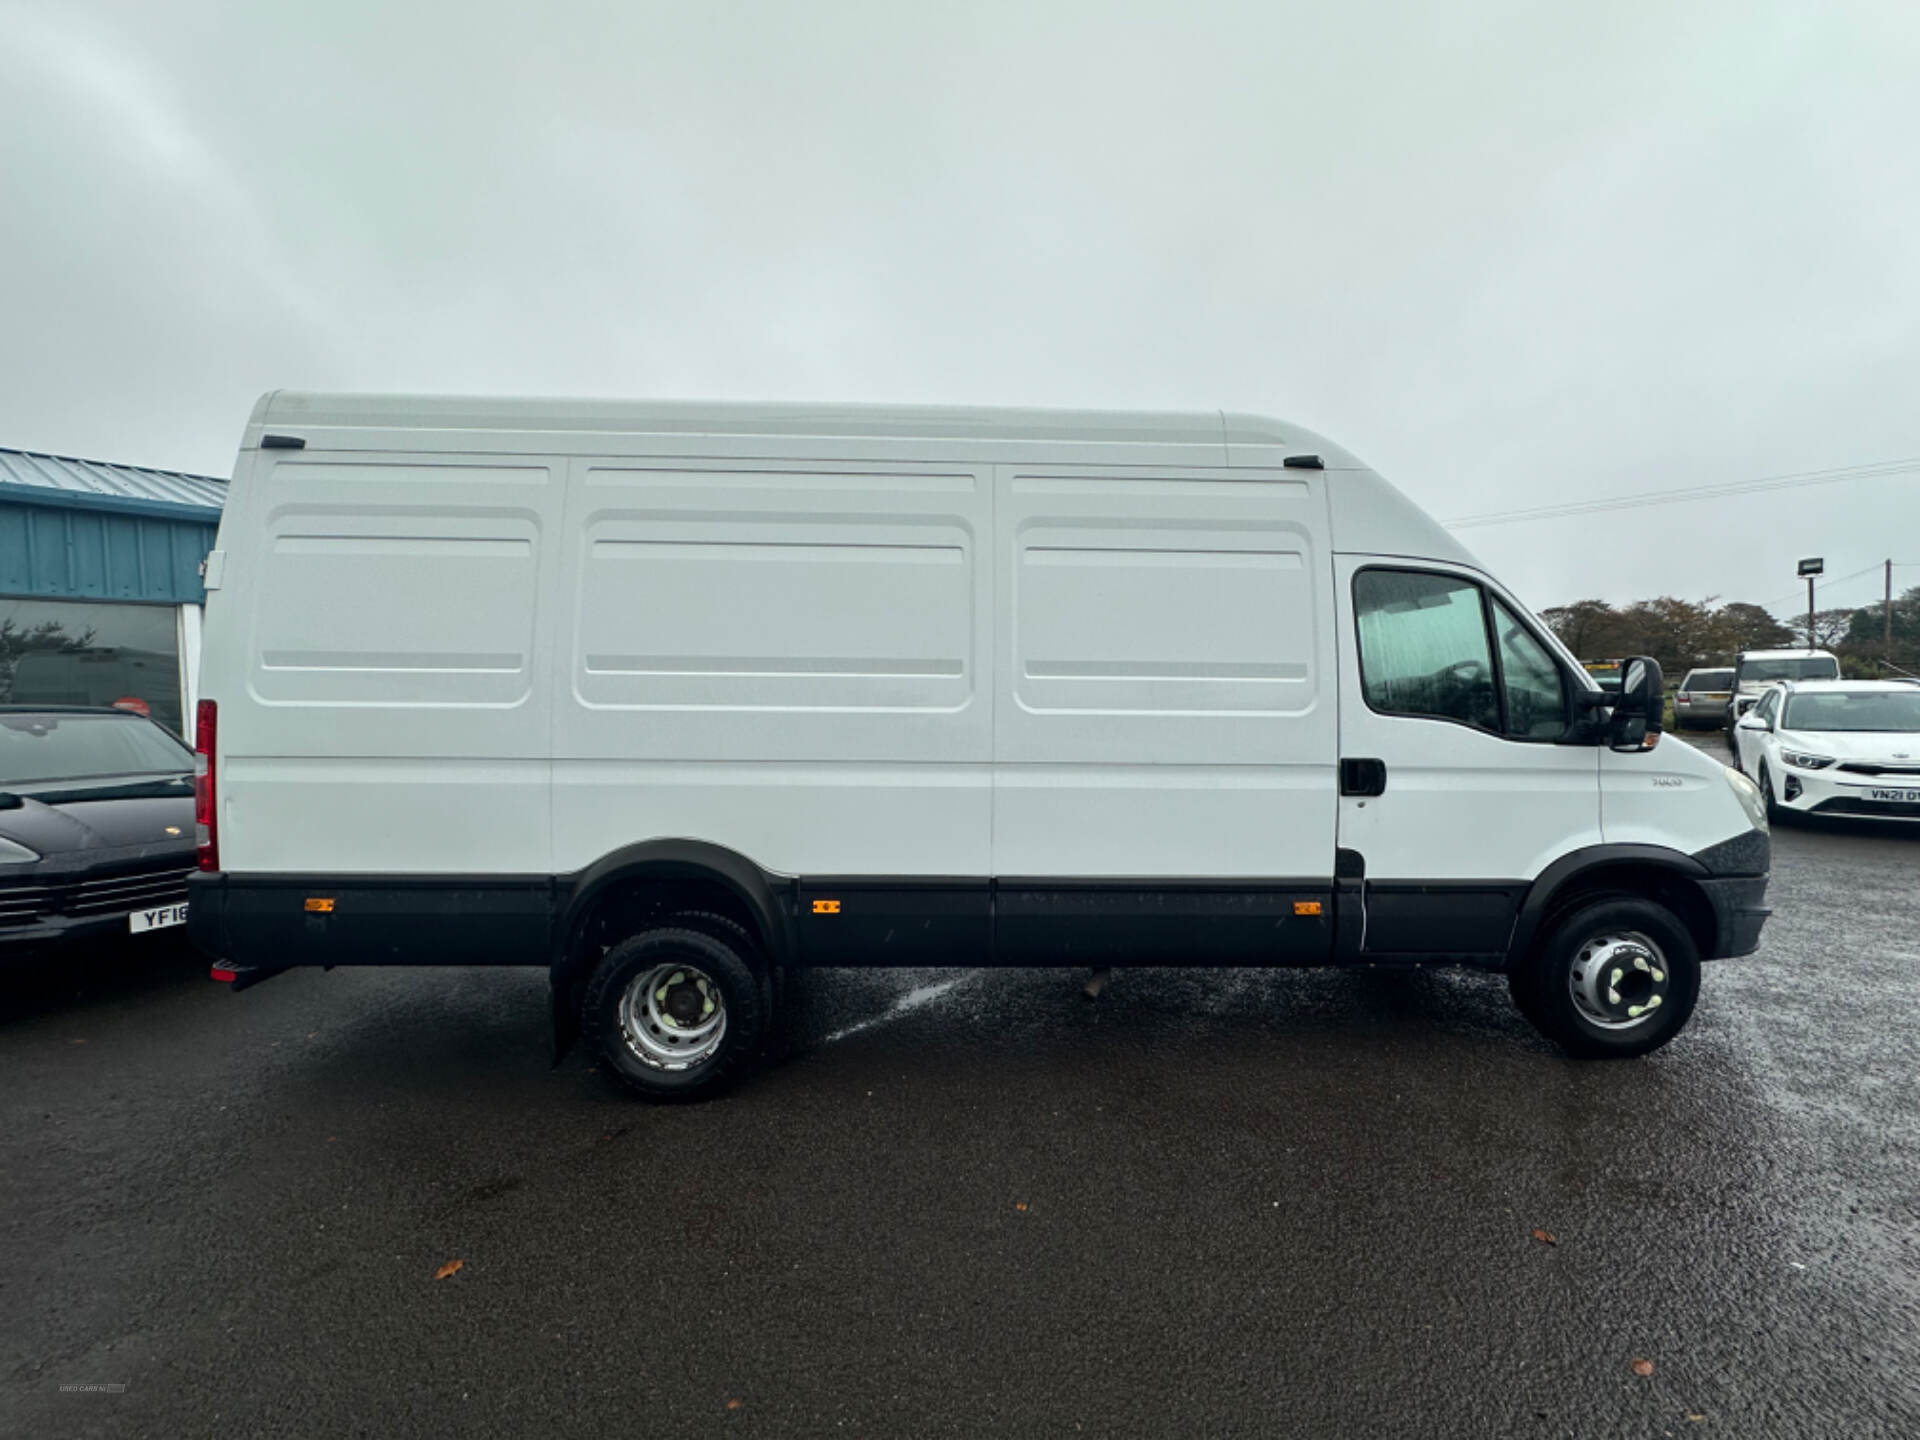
(581, 926, 766, 1100)
(1511, 897, 1701, 1059)
(670, 908, 789, 1021)
(1757, 760, 1781, 823)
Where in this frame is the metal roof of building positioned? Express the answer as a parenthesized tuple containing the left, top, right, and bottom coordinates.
(0, 446, 226, 521)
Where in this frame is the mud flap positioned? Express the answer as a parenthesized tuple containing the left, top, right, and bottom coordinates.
(550, 968, 585, 1066)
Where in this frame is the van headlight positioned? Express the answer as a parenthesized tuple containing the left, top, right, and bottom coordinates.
(0, 836, 40, 864)
(1725, 766, 1769, 832)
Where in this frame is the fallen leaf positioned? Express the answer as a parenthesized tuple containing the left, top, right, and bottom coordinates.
(1531, 1228, 1557, 1246)
(1631, 1357, 1655, 1377)
(1015, 1202, 1028, 1212)
(70, 1038, 87, 1045)
(434, 1259, 465, 1280)
(725, 1399, 743, 1411)
(1687, 1416, 1706, 1423)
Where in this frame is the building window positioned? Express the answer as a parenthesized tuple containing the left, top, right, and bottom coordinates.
(0, 598, 185, 736)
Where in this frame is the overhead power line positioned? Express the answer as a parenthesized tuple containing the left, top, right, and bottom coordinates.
(1443, 456, 1920, 530)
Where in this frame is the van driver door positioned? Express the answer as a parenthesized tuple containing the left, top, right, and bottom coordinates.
(1332, 559, 1602, 961)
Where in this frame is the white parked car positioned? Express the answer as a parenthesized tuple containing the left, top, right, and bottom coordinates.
(1732, 680, 1920, 821)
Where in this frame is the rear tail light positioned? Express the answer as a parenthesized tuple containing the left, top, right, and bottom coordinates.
(194, 698, 218, 872)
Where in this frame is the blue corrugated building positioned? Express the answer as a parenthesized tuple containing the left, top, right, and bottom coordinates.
(0, 446, 227, 738)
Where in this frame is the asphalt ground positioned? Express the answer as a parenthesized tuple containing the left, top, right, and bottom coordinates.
(3, 731, 1917, 1438)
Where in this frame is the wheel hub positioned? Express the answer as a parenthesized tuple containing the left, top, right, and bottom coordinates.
(1568, 934, 1670, 1030)
(620, 962, 727, 1070)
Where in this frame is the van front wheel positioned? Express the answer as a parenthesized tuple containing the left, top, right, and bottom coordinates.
(582, 927, 766, 1099)
(1512, 898, 1701, 1058)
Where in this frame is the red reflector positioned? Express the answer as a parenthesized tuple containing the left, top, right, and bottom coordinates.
(210, 966, 238, 983)
(195, 698, 218, 872)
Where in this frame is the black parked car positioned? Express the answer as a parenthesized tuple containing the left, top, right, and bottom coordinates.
(0, 706, 197, 957)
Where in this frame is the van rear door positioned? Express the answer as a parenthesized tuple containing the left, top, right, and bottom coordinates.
(1333, 560, 1601, 960)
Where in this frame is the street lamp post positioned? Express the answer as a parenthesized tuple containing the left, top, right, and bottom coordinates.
(1798, 557, 1824, 648)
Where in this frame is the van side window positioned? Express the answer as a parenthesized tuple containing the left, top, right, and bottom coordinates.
(1354, 570, 1499, 732)
(1492, 598, 1568, 738)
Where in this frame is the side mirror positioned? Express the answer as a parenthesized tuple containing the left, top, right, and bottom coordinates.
(1610, 656, 1664, 753)
(1736, 712, 1771, 732)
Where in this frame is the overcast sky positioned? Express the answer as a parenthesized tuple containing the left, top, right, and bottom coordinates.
(3, 0, 1917, 618)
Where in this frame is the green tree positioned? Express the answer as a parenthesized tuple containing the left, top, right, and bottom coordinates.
(1840, 585, 1920, 666)
(1540, 599, 1626, 658)
(1611, 597, 1726, 680)
(1715, 602, 1793, 651)
(1790, 607, 1855, 650)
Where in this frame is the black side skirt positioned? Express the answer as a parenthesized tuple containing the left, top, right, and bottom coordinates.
(190, 872, 1533, 971)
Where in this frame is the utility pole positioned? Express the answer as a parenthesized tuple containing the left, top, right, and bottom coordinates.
(1887, 558, 1895, 659)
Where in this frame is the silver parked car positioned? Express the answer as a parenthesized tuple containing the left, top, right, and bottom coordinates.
(1674, 667, 1733, 731)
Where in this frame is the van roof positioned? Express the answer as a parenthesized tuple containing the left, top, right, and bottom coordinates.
(247, 392, 1365, 468)
(1740, 648, 1837, 660)
(242, 392, 1483, 572)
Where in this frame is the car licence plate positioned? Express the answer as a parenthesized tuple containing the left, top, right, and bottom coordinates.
(130, 903, 189, 933)
(1868, 787, 1920, 804)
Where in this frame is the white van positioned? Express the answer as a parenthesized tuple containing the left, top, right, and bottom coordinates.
(1724, 648, 1841, 727)
(188, 394, 1773, 1096)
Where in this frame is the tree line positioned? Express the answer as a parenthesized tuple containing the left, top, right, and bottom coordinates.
(1539, 587, 1920, 681)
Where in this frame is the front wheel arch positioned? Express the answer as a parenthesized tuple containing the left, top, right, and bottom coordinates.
(1507, 848, 1717, 974)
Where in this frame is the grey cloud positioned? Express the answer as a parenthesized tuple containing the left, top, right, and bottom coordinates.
(3, 0, 1917, 618)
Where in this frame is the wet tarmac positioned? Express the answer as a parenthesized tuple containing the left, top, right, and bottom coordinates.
(4, 734, 1917, 1437)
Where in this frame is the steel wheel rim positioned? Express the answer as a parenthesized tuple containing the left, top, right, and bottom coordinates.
(1567, 931, 1671, 1030)
(620, 961, 728, 1070)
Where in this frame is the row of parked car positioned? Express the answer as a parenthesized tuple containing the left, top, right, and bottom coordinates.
(1666, 648, 1844, 731)
(1604, 648, 1920, 823)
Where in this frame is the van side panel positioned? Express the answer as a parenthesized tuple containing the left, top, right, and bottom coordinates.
(991, 466, 1336, 879)
(215, 454, 560, 873)
(551, 459, 993, 877)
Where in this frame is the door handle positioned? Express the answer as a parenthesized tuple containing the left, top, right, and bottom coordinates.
(1340, 758, 1387, 796)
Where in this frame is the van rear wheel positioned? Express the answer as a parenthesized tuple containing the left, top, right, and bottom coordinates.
(582, 926, 766, 1099)
(1512, 897, 1701, 1058)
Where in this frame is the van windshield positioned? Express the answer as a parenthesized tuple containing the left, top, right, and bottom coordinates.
(1740, 656, 1839, 683)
